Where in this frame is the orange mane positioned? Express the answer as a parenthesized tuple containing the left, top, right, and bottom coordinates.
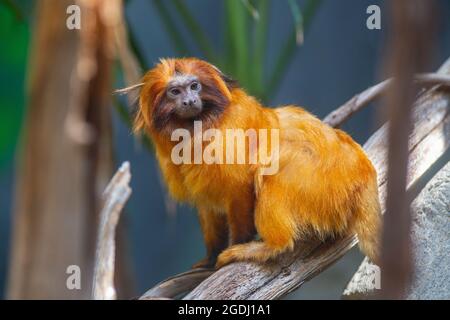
(134, 58, 233, 133)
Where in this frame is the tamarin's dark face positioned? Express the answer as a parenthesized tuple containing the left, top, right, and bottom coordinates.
(134, 58, 237, 134)
(166, 74, 203, 119)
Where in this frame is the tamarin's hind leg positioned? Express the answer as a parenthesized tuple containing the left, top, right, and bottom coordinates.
(216, 194, 296, 268)
(193, 208, 229, 269)
(227, 199, 257, 245)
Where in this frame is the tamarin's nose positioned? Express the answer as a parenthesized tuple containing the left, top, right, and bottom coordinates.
(183, 99, 197, 106)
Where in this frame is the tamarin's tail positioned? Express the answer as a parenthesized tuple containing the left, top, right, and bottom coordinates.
(352, 183, 382, 264)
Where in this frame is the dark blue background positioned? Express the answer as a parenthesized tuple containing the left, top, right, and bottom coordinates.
(1, 0, 449, 299)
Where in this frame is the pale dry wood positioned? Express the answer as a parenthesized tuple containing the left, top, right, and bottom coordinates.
(323, 73, 450, 128)
(93, 162, 132, 300)
(140, 57, 450, 300)
(140, 268, 215, 300)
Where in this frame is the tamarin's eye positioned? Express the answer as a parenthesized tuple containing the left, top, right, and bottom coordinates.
(169, 88, 181, 96)
(190, 82, 200, 91)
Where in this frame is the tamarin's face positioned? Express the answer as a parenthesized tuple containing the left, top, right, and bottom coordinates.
(166, 74, 203, 119)
(135, 58, 236, 134)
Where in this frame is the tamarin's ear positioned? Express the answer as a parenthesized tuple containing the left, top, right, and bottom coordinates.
(210, 64, 239, 90)
(220, 72, 239, 90)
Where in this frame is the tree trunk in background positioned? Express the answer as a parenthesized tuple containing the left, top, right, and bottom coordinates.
(7, 0, 131, 299)
(379, 0, 436, 299)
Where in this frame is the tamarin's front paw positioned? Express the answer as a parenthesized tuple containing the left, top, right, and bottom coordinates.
(192, 257, 217, 269)
(216, 241, 286, 268)
(215, 245, 246, 268)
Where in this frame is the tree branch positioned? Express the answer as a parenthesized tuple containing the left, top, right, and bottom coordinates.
(140, 268, 215, 300)
(323, 73, 450, 128)
(92, 162, 132, 300)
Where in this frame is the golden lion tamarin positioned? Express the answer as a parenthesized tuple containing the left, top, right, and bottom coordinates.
(134, 57, 381, 268)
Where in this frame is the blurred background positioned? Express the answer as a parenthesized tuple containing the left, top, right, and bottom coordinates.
(0, 0, 449, 299)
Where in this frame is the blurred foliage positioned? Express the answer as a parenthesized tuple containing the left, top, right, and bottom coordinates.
(125, 0, 322, 103)
(0, 2, 30, 171)
(0, 0, 323, 160)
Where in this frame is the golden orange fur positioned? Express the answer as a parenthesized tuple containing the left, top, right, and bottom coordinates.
(135, 57, 381, 268)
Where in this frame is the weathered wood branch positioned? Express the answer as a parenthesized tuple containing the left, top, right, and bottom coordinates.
(139, 57, 450, 300)
(92, 162, 132, 300)
(140, 268, 215, 300)
(323, 73, 450, 128)
(343, 160, 450, 299)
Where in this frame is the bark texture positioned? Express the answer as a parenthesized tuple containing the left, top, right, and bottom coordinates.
(7, 0, 120, 299)
(344, 161, 450, 299)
